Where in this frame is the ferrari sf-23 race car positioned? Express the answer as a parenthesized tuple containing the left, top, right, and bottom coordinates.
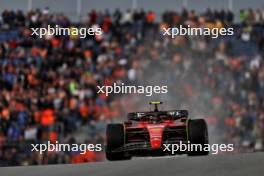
(106, 102, 209, 161)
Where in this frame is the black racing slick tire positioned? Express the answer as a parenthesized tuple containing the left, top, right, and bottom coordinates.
(187, 119, 209, 156)
(106, 124, 131, 161)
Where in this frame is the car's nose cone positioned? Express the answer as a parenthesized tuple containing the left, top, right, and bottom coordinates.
(147, 125, 165, 149)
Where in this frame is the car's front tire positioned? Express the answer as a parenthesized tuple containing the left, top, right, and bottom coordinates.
(106, 124, 131, 161)
(187, 119, 209, 156)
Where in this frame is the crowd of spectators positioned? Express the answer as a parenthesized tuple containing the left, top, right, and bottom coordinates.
(0, 7, 264, 166)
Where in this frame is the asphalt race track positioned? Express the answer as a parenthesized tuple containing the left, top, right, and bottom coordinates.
(1, 152, 264, 176)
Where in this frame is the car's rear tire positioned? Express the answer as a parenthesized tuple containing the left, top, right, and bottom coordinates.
(106, 124, 131, 161)
(187, 119, 209, 156)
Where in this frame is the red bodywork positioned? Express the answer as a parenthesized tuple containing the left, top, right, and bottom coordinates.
(108, 108, 189, 155)
(124, 118, 187, 151)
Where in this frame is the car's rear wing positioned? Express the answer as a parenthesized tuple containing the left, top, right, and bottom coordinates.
(167, 110, 188, 118)
(127, 110, 188, 120)
(127, 112, 147, 120)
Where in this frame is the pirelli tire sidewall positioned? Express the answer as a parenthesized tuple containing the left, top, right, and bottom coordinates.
(187, 119, 209, 156)
(106, 123, 130, 161)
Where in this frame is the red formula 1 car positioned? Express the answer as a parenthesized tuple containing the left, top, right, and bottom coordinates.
(106, 102, 209, 161)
